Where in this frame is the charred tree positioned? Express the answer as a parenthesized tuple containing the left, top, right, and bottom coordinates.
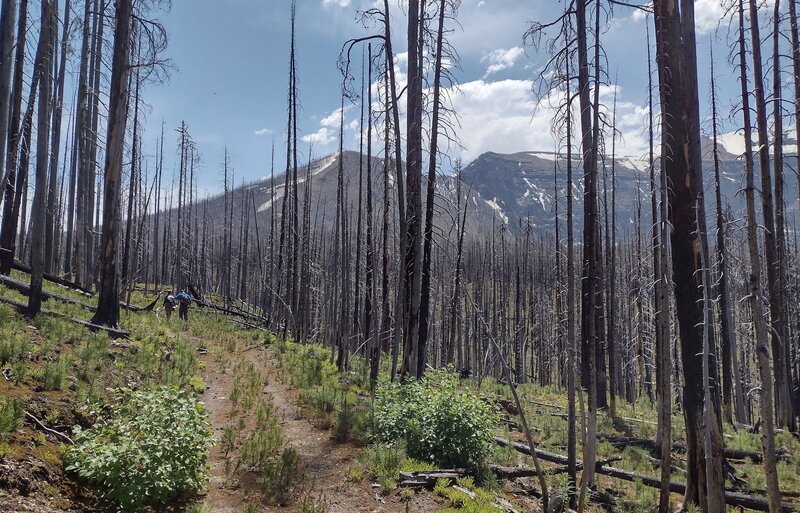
(91, 0, 133, 327)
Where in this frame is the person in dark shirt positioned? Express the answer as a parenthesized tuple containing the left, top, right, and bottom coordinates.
(163, 293, 176, 319)
(175, 291, 192, 321)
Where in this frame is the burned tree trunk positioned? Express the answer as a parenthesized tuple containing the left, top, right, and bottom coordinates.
(740, 0, 783, 509)
(44, 0, 71, 273)
(29, 0, 56, 317)
(91, 0, 133, 328)
(652, 1, 725, 510)
(0, 0, 18, 203)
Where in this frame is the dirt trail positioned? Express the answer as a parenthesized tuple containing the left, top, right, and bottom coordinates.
(200, 339, 441, 512)
(200, 347, 246, 513)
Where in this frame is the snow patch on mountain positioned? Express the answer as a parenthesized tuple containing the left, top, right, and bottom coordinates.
(484, 197, 509, 225)
(257, 185, 285, 212)
(522, 178, 550, 210)
(528, 151, 558, 162)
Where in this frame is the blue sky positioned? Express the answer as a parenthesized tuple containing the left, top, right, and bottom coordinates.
(136, 0, 771, 197)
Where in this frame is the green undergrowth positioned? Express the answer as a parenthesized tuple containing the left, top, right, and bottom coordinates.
(217, 331, 305, 509)
(268, 336, 508, 511)
(350, 442, 436, 490)
(271, 336, 370, 441)
(0, 282, 241, 511)
(434, 476, 506, 513)
(65, 386, 214, 511)
(476, 375, 800, 510)
(373, 368, 499, 469)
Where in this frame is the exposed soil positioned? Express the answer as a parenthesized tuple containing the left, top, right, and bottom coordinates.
(200, 339, 444, 512)
(1, 315, 445, 513)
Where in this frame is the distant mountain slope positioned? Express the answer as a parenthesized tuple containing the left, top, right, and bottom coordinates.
(183, 144, 798, 242)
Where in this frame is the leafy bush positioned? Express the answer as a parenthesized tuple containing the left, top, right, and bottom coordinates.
(373, 369, 498, 469)
(332, 390, 359, 442)
(65, 386, 214, 511)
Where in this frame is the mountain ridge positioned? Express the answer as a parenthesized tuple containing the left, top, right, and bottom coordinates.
(174, 141, 797, 242)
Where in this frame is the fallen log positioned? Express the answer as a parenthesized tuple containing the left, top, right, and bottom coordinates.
(398, 471, 522, 513)
(120, 295, 157, 313)
(0, 274, 97, 311)
(599, 434, 786, 464)
(0, 295, 130, 339)
(0, 274, 156, 314)
(235, 320, 267, 331)
(495, 436, 796, 512)
(25, 411, 73, 445)
(10, 260, 93, 295)
(492, 465, 557, 479)
(398, 469, 468, 488)
(194, 297, 268, 324)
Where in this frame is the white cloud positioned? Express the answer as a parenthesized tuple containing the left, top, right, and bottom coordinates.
(322, 0, 351, 7)
(302, 105, 357, 148)
(694, 0, 774, 35)
(481, 47, 525, 78)
(320, 105, 352, 128)
(302, 127, 337, 146)
(254, 128, 273, 136)
(694, 0, 725, 35)
(445, 79, 650, 163)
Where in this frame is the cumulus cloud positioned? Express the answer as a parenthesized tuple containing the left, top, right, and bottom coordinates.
(481, 47, 524, 78)
(443, 79, 650, 163)
(302, 105, 357, 147)
(254, 128, 273, 136)
(692, 0, 774, 35)
(319, 105, 353, 128)
(322, 0, 350, 7)
(694, 0, 726, 34)
(302, 127, 337, 146)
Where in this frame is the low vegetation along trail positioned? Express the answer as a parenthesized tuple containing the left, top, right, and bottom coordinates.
(2, 274, 798, 513)
(198, 333, 439, 513)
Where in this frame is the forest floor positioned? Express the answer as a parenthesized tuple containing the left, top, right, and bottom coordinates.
(198, 333, 443, 513)
(0, 273, 449, 513)
(1, 272, 800, 513)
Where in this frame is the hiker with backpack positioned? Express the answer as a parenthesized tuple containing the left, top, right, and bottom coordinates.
(175, 291, 192, 321)
(163, 293, 176, 319)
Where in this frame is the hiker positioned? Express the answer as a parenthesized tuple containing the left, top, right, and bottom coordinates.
(175, 291, 192, 321)
(163, 293, 176, 319)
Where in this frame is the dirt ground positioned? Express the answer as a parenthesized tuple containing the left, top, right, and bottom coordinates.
(200, 341, 445, 513)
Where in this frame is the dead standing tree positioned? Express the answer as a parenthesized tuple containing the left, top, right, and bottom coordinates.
(737, 0, 783, 509)
(418, 0, 461, 377)
(29, 0, 57, 317)
(652, 1, 725, 510)
(91, 0, 133, 327)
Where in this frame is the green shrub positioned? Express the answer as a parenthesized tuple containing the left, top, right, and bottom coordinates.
(65, 386, 214, 511)
(0, 398, 25, 440)
(373, 369, 499, 469)
(356, 442, 404, 490)
(241, 426, 284, 470)
(332, 390, 360, 442)
(75, 335, 108, 381)
(40, 353, 71, 391)
(0, 335, 27, 365)
(259, 446, 300, 506)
